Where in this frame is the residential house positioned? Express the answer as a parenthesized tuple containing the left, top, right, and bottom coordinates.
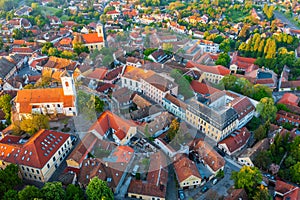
(224, 189, 248, 200)
(47, 16, 62, 26)
(229, 96, 255, 129)
(145, 112, 174, 137)
(132, 94, 152, 109)
(148, 49, 169, 63)
(127, 152, 168, 200)
(43, 56, 78, 72)
(111, 87, 134, 111)
(0, 55, 24, 82)
(198, 39, 220, 54)
(14, 6, 32, 16)
(186, 61, 231, 84)
(78, 146, 134, 194)
(141, 73, 178, 105)
(88, 111, 137, 145)
(238, 138, 270, 167)
(162, 93, 187, 120)
(121, 66, 155, 92)
(130, 105, 163, 122)
(173, 155, 202, 189)
(106, 10, 120, 19)
(190, 139, 225, 176)
(276, 110, 300, 127)
(15, 76, 77, 119)
(190, 80, 221, 96)
(0, 129, 73, 182)
(168, 22, 186, 34)
(217, 127, 251, 155)
(153, 139, 189, 158)
(274, 180, 300, 200)
(278, 93, 299, 107)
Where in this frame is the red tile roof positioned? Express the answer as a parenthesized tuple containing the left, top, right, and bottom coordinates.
(12, 47, 33, 54)
(278, 93, 299, 107)
(174, 156, 201, 183)
(186, 61, 230, 76)
(67, 133, 98, 168)
(15, 88, 75, 113)
(86, 68, 108, 80)
(106, 10, 120, 15)
(191, 139, 225, 172)
(89, 111, 136, 140)
(230, 97, 255, 120)
(0, 129, 70, 169)
(82, 33, 104, 44)
(218, 127, 251, 154)
(190, 80, 221, 95)
(275, 180, 299, 198)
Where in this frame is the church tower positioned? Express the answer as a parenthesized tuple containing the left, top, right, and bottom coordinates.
(61, 76, 76, 96)
(96, 23, 104, 38)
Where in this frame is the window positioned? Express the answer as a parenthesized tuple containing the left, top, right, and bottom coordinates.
(57, 104, 60, 108)
(39, 177, 41, 181)
(53, 157, 56, 162)
(27, 167, 29, 171)
(69, 108, 72, 111)
(36, 170, 39, 174)
(34, 175, 37, 179)
(31, 169, 34, 173)
(22, 166, 25, 170)
(47, 105, 50, 108)
(58, 150, 61, 155)
(47, 163, 50, 169)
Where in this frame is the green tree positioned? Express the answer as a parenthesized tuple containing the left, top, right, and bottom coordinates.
(254, 151, 272, 170)
(290, 162, 300, 184)
(48, 48, 59, 57)
(73, 42, 89, 55)
(86, 177, 114, 200)
(95, 96, 104, 113)
(19, 114, 50, 135)
(3, 189, 18, 200)
(167, 119, 180, 140)
(254, 124, 267, 141)
(66, 184, 84, 200)
(18, 185, 42, 200)
(0, 164, 21, 197)
(215, 52, 230, 67)
(219, 39, 230, 52)
(41, 182, 66, 200)
(253, 185, 272, 200)
(231, 166, 262, 195)
(0, 94, 12, 122)
(257, 97, 277, 122)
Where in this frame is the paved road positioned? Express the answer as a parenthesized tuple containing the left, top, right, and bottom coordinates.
(274, 10, 299, 29)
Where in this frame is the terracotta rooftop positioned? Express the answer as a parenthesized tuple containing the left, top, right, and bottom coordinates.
(86, 68, 108, 80)
(218, 127, 251, 154)
(89, 111, 136, 140)
(0, 129, 70, 169)
(174, 156, 201, 183)
(15, 87, 75, 113)
(278, 93, 299, 107)
(190, 80, 221, 95)
(82, 33, 104, 44)
(186, 61, 230, 76)
(191, 139, 225, 172)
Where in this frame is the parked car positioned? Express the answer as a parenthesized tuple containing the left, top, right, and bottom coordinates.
(201, 186, 209, 193)
(212, 178, 218, 185)
(131, 165, 139, 176)
(178, 189, 185, 200)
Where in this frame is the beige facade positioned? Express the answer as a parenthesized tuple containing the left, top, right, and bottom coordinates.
(179, 175, 202, 189)
(199, 72, 224, 84)
(0, 136, 72, 182)
(186, 104, 238, 141)
(127, 193, 165, 200)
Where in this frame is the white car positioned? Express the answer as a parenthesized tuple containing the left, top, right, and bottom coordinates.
(212, 178, 218, 185)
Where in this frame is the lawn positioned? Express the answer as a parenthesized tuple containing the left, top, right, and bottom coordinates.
(38, 6, 61, 16)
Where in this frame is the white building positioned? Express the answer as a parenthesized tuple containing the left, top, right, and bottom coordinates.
(15, 76, 77, 119)
(0, 129, 73, 182)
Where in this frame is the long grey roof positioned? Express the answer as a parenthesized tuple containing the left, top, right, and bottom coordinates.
(187, 101, 238, 130)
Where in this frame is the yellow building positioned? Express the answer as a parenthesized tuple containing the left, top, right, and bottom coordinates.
(186, 100, 238, 141)
(174, 156, 202, 189)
